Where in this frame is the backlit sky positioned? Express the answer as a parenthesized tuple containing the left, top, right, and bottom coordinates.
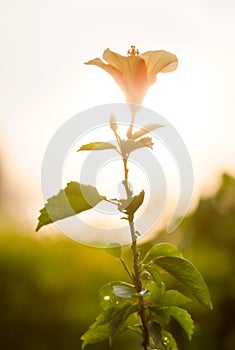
(1, 0, 235, 227)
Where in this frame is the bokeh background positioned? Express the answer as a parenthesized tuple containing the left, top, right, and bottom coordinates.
(0, 1, 235, 349)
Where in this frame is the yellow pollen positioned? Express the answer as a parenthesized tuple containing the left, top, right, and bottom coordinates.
(127, 45, 140, 56)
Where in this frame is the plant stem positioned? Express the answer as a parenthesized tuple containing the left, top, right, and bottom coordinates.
(120, 257, 134, 283)
(126, 109, 137, 139)
(122, 155, 149, 350)
(112, 120, 150, 349)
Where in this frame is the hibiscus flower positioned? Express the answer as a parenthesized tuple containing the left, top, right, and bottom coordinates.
(85, 46, 178, 106)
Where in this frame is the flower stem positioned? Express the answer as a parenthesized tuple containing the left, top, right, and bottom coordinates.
(126, 109, 136, 139)
(111, 121, 149, 349)
(122, 155, 149, 350)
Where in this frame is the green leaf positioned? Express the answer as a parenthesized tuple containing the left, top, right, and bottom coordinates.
(113, 285, 136, 299)
(36, 182, 104, 231)
(149, 307, 171, 326)
(147, 320, 161, 346)
(99, 281, 135, 310)
(144, 281, 164, 302)
(77, 142, 117, 151)
(118, 190, 145, 220)
(146, 265, 166, 293)
(161, 330, 178, 350)
(164, 306, 194, 340)
(81, 323, 109, 349)
(81, 307, 117, 349)
(156, 290, 191, 306)
(109, 304, 138, 343)
(154, 256, 213, 309)
(143, 243, 183, 264)
(105, 242, 122, 258)
(132, 123, 164, 140)
(127, 324, 142, 336)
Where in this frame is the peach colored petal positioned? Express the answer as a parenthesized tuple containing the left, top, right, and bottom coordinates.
(84, 58, 125, 88)
(103, 49, 148, 104)
(85, 48, 178, 107)
(140, 50, 178, 85)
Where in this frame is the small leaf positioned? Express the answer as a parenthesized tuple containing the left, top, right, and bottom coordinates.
(118, 190, 145, 220)
(144, 281, 164, 302)
(99, 281, 135, 310)
(137, 137, 154, 149)
(143, 243, 183, 265)
(146, 265, 166, 293)
(156, 290, 191, 306)
(161, 330, 178, 350)
(147, 320, 161, 346)
(164, 306, 194, 340)
(109, 304, 138, 343)
(77, 142, 117, 151)
(36, 182, 104, 231)
(132, 123, 164, 140)
(141, 272, 152, 281)
(154, 256, 213, 309)
(105, 242, 122, 258)
(122, 139, 153, 155)
(113, 285, 136, 299)
(81, 307, 117, 349)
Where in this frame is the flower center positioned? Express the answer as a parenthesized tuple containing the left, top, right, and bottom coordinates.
(127, 45, 140, 56)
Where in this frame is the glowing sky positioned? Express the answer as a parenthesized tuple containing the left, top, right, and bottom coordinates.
(1, 0, 235, 226)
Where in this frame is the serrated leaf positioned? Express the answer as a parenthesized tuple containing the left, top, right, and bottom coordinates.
(113, 285, 136, 299)
(161, 330, 178, 350)
(143, 243, 183, 264)
(156, 290, 191, 306)
(36, 182, 104, 231)
(149, 306, 171, 326)
(118, 190, 145, 220)
(81, 323, 109, 349)
(109, 304, 138, 343)
(132, 123, 164, 140)
(81, 307, 117, 349)
(77, 142, 117, 151)
(154, 256, 212, 309)
(164, 306, 194, 340)
(99, 281, 135, 310)
(105, 242, 122, 258)
(147, 320, 161, 346)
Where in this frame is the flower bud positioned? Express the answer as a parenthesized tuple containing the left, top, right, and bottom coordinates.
(109, 114, 118, 133)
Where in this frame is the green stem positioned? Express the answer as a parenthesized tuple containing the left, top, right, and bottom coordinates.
(111, 120, 149, 349)
(120, 257, 134, 283)
(122, 155, 149, 350)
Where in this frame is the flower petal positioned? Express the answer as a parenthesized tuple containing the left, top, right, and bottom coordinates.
(103, 48, 148, 104)
(141, 50, 178, 85)
(84, 57, 125, 86)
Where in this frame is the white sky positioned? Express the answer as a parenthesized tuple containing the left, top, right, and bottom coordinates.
(1, 0, 235, 227)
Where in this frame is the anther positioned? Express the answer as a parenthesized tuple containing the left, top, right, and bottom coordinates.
(127, 45, 140, 56)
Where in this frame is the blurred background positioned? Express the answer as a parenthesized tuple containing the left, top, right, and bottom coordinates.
(1, 174, 235, 350)
(0, 0, 235, 349)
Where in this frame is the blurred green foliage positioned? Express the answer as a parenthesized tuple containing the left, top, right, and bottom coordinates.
(0, 173, 235, 350)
